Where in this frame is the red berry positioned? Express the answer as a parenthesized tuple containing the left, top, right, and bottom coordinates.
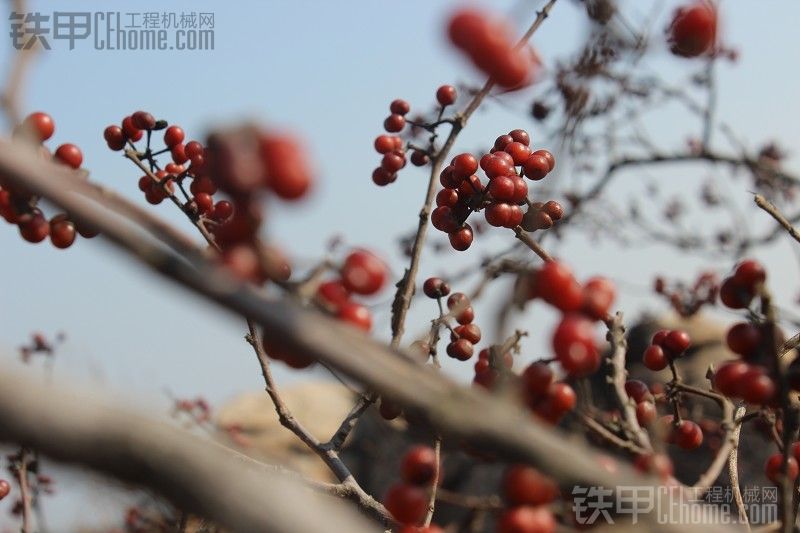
(503, 142, 531, 165)
(103, 125, 126, 150)
(511, 175, 529, 204)
(739, 366, 776, 405)
(636, 401, 657, 426)
(0, 480, 9, 500)
(447, 338, 474, 361)
(509, 129, 530, 146)
(121, 116, 143, 141)
(581, 276, 615, 320)
(765, 453, 798, 484)
(542, 200, 563, 220)
(164, 142, 186, 164)
(18, 212, 49, 243)
(185, 141, 204, 159)
(436, 85, 457, 106)
(522, 362, 554, 398)
(533, 149, 555, 171)
(453, 323, 481, 344)
(452, 153, 478, 178)
(531, 260, 582, 312)
(552, 314, 599, 377)
(379, 398, 402, 420)
(212, 200, 233, 222)
(336, 302, 372, 332)
(713, 361, 748, 397)
(497, 506, 556, 533)
(668, 2, 717, 58)
(384, 114, 406, 133)
(340, 249, 386, 295)
(523, 154, 550, 180)
(449, 225, 474, 251)
(733, 259, 766, 289)
(384, 483, 428, 525)
(382, 152, 406, 172)
(54, 143, 83, 169)
(130, 110, 155, 130)
(726, 322, 761, 357)
(23, 112, 54, 141)
(545, 382, 577, 415)
(489, 175, 516, 202)
(664, 330, 691, 354)
(49, 215, 76, 249)
(372, 167, 396, 186)
(423, 277, 451, 298)
(624, 380, 652, 403)
(194, 193, 214, 214)
(431, 206, 458, 233)
(643, 344, 669, 371)
(483, 155, 514, 179)
(671, 420, 703, 450)
(455, 306, 474, 325)
(410, 150, 430, 167)
(374, 135, 396, 154)
(401, 446, 438, 486)
(390, 99, 411, 115)
(436, 188, 459, 208)
(164, 125, 185, 147)
(485, 202, 512, 227)
(261, 134, 313, 200)
(502, 465, 558, 506)
(316, 280, 350, 309)
(719, 277, 753, 309)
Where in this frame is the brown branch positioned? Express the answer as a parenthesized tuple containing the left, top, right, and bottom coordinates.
(512, 226, 553, 261)
(15, 448, 32, 533)
(755, 194, 800, 246)
(245, 321, 389, 524)
(0, 368, 377, 533)
(729, 406, 751, 529)
(581, 414, 647, 455)
(423, 436, 442, 526)
(604, 312, 653, 451)
(0, 139, 739, 532)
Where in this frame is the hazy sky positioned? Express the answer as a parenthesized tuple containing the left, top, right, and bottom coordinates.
(0, 0, 799, 529)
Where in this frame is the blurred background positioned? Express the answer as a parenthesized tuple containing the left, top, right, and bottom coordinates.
(0, 0, 798, 529)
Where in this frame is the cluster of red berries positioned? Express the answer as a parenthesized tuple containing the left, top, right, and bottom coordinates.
(420, 278, 482, 362)
(667, 1, 718, 58)
(624, 379, 658, 427)
(265, 249, 387, 369)
(719, 259, 766, 309)
(432, 129, 557, 251)
(384, 446, 441, 528)
(660, 415, 704, 450)
(0, 112, 93, 248)
(519, 362, 576, 425)
(764, 444, 800, 484)
(448, 9, 536, 89)
(498, 464, 557, 533)
(371, 86, 457, 187)
(106, 111, 314, 286)
(642, 328, 692, 372)
(653, 271, 718, 317)
(526, 261, 616, 377)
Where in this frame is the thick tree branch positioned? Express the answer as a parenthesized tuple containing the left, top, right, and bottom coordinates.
(0, 369, 376, 533)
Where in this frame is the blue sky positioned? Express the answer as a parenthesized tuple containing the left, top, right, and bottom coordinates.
(0, 0, 799, 529)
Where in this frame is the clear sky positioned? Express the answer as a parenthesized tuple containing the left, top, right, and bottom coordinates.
(0, 0, 799, 529)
